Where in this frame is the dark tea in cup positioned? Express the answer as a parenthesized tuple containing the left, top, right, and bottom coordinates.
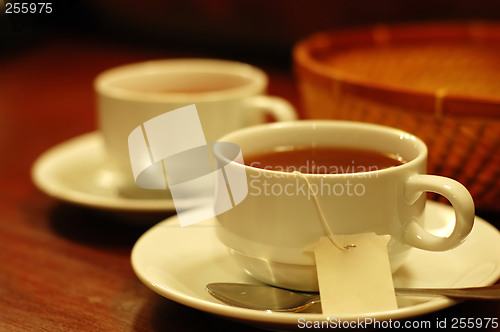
(244, 146, 406, 175)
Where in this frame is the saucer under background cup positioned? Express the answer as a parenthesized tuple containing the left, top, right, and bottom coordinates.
(31, 132, 177, 212)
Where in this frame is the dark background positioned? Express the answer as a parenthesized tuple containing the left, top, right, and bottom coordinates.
(2, 0, 500, 66)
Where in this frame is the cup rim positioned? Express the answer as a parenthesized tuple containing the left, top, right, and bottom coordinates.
(94, 58, 268, 102)
(214, 120, 428, 177)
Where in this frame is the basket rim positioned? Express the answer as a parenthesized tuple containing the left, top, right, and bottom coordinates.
(293, 20, 500, 119)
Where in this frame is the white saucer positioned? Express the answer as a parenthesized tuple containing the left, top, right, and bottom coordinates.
(131, 201, 500, 330)
(31, 132, 176, 212)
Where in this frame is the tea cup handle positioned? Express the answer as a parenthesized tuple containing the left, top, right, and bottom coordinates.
(403, 174, 475, 251)
(244, 95, 298, 122)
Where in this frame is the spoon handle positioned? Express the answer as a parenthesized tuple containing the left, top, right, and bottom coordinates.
(395, 284, 500, 300)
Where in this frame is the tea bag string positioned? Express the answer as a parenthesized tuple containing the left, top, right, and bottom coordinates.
(293, 171, 355, 251)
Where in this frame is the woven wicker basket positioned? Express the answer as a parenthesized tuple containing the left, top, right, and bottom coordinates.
(293, 22, 500, 212)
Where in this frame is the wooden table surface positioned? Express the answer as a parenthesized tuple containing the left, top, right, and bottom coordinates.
(1, 31, 499, 331)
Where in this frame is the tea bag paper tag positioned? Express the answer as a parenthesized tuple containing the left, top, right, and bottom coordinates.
(312, 233, 397, 315)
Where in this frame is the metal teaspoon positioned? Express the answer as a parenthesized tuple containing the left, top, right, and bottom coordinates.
(206, 282, 500, 312)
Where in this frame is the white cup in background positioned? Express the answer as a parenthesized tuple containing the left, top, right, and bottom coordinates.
(94, 58, 297, 199)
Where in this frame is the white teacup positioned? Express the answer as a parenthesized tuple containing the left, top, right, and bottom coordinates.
(213, 120, 475, 291)
(94, 58, 297, 198)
